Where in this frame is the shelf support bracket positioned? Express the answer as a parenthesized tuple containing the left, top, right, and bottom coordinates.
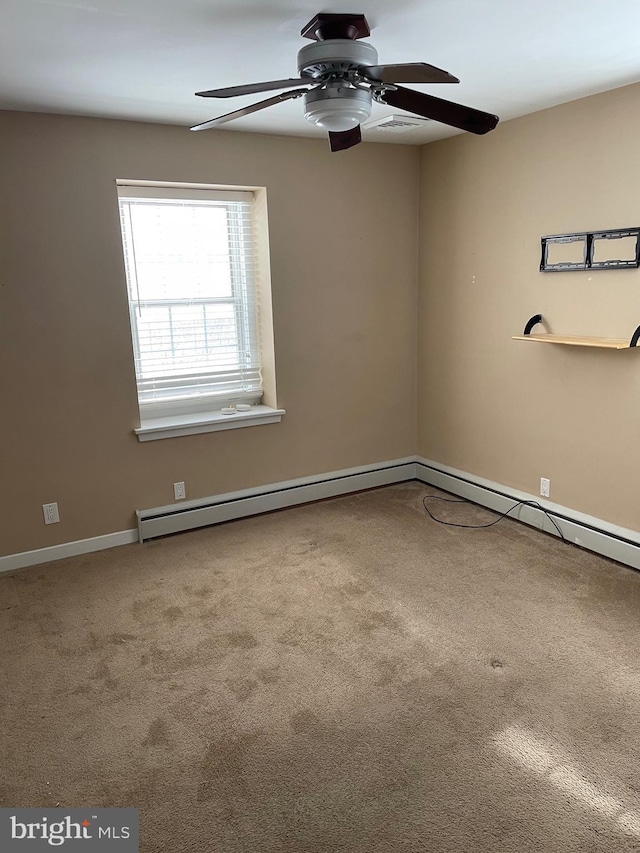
(523, 314, 543, 336)
(630, 326, 640, 347)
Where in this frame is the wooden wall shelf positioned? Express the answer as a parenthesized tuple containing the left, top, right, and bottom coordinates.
(514, 315, 640, 349)
(513, 334, 633, 349)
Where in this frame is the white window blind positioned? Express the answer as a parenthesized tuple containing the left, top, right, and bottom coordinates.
(117, 183, 262, 419)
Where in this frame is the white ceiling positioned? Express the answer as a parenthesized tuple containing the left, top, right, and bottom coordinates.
(2, 0, 640, 145)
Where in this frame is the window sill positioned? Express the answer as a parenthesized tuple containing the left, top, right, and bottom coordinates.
(134, 405, 285, 442)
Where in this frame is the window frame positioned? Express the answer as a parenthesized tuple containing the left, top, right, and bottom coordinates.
(116, 180, 283, 441)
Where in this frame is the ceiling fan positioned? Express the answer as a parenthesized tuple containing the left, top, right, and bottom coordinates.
(191, 12, 499, 152)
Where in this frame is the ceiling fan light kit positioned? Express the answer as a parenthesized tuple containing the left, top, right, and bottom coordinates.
(304, 83, 372, 132)
(192, 12, 499, 151)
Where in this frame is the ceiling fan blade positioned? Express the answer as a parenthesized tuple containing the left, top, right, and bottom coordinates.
(190, 89, 309, 131)
(365, 63, 459, 85)
(196, 78, 310, 98)
(328, 125, 362, 152)
(380, 85, 498, 135)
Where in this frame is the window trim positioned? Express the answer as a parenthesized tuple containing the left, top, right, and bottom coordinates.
(116, 180, 281, 438)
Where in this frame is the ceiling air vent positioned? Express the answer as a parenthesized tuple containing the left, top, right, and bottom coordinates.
(363, 114, 431, 133)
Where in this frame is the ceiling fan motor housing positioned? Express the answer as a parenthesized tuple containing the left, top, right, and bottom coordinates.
(297, 39, 378, 79)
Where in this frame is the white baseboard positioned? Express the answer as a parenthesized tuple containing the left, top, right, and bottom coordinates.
(0, 529, 138, 574)
(416, 457, 640, 571)
(136, 457, 417, 542)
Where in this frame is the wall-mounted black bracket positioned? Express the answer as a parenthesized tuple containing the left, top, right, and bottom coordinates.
(540, 227, 640, 272)
(523, 314, 543, 335)
(630, 326, 640, 347)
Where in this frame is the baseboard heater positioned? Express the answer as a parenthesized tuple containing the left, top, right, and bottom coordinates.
(137, 456, 640, 572)
(136, 459, 416, 543)
(415, 459, 640, 572)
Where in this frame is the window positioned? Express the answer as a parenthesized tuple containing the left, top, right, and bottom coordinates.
(116, 182, 282, 440)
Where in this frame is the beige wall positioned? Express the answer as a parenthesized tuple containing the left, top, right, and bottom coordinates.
(0, 111, 418, 556)
(418, 83, 640, 531)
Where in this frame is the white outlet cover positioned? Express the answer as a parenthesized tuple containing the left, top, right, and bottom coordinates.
(43, 502, 60, 524)
(174, 482, 186, 500)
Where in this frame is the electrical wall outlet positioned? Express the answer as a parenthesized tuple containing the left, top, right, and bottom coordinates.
(540, 477, 550, 498)
(42, 502, 60, 524)
(173, 481, 186, 501)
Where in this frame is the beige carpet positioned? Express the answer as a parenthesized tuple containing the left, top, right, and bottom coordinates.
(1, 482, 640, 852)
